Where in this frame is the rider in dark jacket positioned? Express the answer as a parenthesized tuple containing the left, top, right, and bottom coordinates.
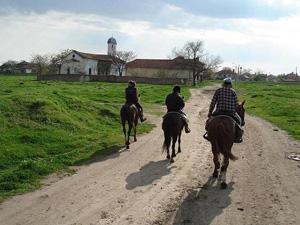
(165, 86, 190, 133)
(125, 80, 147, 122)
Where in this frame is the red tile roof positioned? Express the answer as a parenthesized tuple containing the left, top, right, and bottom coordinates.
(127, 57, 195, 70)
(74, 50, 112, 61)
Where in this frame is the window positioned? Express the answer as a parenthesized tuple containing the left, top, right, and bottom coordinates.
(89, 68, 92, 75)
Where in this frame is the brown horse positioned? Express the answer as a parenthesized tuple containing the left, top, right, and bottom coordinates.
(207, 101, 245, 189)
(120, 103, 139, 149)
(162, 112, 184, 163)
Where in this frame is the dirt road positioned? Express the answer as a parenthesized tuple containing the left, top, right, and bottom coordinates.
(0, 86, 299, 225)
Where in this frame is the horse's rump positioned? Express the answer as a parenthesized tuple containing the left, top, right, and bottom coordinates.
(208, 117, 238, 161)
(121, 103, 139, 123)
(162, 113, 183, 152)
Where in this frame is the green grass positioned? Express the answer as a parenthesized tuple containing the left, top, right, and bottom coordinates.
(234, 82, 300, 140)
(0, 74, 196, 202)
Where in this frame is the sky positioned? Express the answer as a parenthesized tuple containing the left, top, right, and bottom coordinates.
(1, 0, 300, 75)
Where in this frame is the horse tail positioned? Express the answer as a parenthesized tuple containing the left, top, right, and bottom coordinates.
(162, 118, 172, 153)
(216, 123, 238, 161)
(120, 105, 127, 122)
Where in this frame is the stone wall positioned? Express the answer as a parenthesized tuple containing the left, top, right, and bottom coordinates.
(37, 74, 191, 85)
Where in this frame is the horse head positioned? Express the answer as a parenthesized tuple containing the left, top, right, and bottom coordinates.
(236, 100, 245, 126)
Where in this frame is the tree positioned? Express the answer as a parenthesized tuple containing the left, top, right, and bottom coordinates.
(30, 53, 50, 75)
(111, 51, 137, 76)
(172, 40, 222, 85)
(50, 49, 72, 74)
(1, 60, 18, 73)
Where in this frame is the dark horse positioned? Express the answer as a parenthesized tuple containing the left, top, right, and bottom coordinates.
(120, 103, 139, 149)
(207, 101, 245, 189)
(162, 112, 184, 163)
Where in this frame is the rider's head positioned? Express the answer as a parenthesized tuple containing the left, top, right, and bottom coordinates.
(223, 78, 232, 87)
(172, 85, 181, 93)
(128, 80, 136, 87)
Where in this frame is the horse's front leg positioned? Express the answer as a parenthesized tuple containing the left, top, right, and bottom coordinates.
(220, 157, 229, 189)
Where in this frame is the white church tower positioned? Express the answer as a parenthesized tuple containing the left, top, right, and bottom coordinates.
(107, 36, 117, 56)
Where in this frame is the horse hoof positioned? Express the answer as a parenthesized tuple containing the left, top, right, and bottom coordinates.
(134, 139, 137, 142)
(126, 146, 130, 149)
(178, 150, 181, 153)
(221, 182, 227, 189)
(172, 154, 176, 158)
(170, 159, 174, 163)
(212, 172, 218, 178)
(167, 155, 170, 159)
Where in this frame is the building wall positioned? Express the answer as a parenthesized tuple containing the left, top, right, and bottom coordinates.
(126, 68, 192, 78)
(61, 51, 120, 76)
(37, 74, 189, 85)
(61, 52, 99, 75)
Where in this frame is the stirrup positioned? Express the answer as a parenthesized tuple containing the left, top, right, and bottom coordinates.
(234, 138, 243, 143)
(203, 132, 210, 141)
(140, 117, 147, 122)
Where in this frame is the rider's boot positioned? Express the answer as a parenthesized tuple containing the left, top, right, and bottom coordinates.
(140, 114, 147, 123)
(234, 125, 244, 143)
(183, 120, 191, 133)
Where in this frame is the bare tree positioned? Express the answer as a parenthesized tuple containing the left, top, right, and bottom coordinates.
(172, 40, 223, 85)
(30, 53, 50, 75)
(1, 60, 18, 73)
(111, 51, 137, 76)
(50, 49, 72, 74)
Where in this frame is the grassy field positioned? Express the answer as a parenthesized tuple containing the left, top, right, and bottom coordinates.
(3, 75, 297, 202)
(235, 82, 300, 140)
(0, 74, 202, 202)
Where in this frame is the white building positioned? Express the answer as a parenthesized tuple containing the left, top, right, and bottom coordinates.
(61, 37, 123, 76)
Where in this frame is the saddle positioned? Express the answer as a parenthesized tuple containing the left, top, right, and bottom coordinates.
(162, 111, 182, 119)
(206, 115, 242, 130)
(162, 111, 188, 120)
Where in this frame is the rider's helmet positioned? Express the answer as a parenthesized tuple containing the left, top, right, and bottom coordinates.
(173, 85, 181, 93)
(128, 80, 136, 87)
(223, 77, 232, 84)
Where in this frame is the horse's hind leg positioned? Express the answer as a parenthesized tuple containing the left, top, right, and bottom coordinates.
(177, 131, 182, 154)
(170, 135, 177, 163)
(122, 122, 127, 147)
(133, 124, 137, 142)
(212, 143, 220, 178)
(126, 125, 132, 149)
(220, 157, 229, 189)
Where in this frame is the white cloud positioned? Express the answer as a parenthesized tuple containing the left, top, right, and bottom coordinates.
(264, 0, 300, 6)
(0, 7, 300, 75)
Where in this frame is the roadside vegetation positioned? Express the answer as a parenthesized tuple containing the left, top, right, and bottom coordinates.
(0, 74, 197, 202)
(235, 82, 300, 140)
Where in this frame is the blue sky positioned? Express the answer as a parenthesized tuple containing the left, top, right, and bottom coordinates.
(1, 0, 300, 75)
